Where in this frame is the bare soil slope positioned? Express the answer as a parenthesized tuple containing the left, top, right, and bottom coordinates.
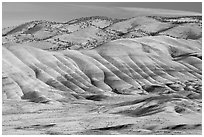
(2, 14, 202, 135)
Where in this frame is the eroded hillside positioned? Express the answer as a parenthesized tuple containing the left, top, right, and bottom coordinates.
(2, 15, 202, 135)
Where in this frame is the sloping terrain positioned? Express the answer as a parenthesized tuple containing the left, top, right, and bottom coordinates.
(2, 14, 202, 135)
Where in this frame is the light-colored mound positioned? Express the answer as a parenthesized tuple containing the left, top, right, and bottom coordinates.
(2, 35, 201, 102)
(160, 23, 201, 39)
(54, 26, 109, 49)
(95, 37, 201, 83)
(107, 16, 173, 34)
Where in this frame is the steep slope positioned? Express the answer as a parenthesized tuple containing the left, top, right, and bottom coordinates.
(3, 35, 201, 101)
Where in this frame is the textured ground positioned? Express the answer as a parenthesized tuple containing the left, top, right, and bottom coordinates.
(2, 11, 202, 135)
